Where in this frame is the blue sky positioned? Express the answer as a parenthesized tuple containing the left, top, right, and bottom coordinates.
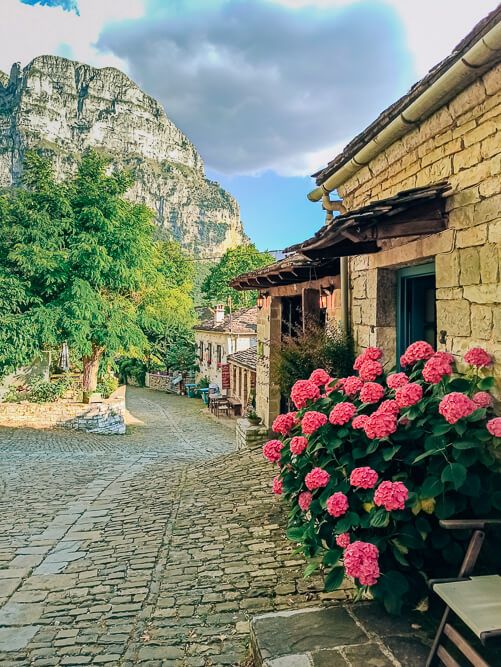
(2, 0, 499, 250)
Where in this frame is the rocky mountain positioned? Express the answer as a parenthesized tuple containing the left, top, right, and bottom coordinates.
(0, 56, 246, 257)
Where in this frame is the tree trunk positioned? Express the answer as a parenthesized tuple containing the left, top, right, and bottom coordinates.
(82, 344, 103, 402)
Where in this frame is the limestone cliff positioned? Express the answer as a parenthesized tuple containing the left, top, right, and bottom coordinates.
(0, 56, 245, 256)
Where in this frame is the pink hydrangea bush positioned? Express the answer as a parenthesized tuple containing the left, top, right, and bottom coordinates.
(262, 342, 501, 615)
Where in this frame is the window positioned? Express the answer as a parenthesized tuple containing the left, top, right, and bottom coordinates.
(397, 263, 436, 364)
(216, 345, 222, 364)
(207, 343, 212, 365)
(198, 341, 204, 361)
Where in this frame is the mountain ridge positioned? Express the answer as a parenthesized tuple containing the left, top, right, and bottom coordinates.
(0, 55, 246, 257)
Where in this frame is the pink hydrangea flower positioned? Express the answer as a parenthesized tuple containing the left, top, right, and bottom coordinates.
(332, 378, 346, 392)
(473, 391, 493, 408)
(439, 392, 477, 424)
(305, 467, 330, 490)
(422, 355, 452, 384)
(364, 411, 397, 440)
(359, 360, 383, 382)
(400, 340, 434, 367)
(290, 436, 308, 456)
(344, 541, 380, 586)
(298, 491, 312, 512)
(301, 411, 328, 435)
(360, 382, 385, 404)
(352, 414, 370, 430)
(262, 439, 283, 463)
(354, 347, 383, 371)
(350, 466, 378, 489)
(272, 412, 297, 436)
(329, 402, 357, 426)
(377, 400, 400, 416)
(272, 476, 283, 495)
(342, 375, 364, 396)
(386, 372, 409, 389)
(395, 382, 423, 408)
(335, 533, 351, 549)
(374, 480, 409, 511)
(290, 380, 321, 409)
(464, 347, 492, 368)
(326, 492, 349, 517)
(434, 351, 455, 364)
(487, 418, 501, 438)
(309, 368, 331, 387)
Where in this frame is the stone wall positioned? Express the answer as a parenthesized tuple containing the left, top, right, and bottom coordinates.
(256, 297, 282, 428)
(147, 372, 173, 393)
(236, 418, 269, 451)
(338, 62, 501, 387)
(0, 388, 126, 434)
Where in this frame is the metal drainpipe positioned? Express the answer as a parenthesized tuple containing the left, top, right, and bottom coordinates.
(322, 193, 350, 335)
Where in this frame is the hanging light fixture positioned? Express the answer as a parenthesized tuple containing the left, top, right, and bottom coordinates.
(257, 292, 268, 309)
(319, 289, 329, 310)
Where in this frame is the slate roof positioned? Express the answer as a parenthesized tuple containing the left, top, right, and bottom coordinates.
(193, 306, 257, 335)
(227, 346, 257, 371)
(286, 182, 450, 256)
(230, 253, 340, 290)
(313, 5, 501, 186)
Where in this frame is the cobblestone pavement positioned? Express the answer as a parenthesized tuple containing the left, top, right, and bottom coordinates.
(0, 388, 332, 666)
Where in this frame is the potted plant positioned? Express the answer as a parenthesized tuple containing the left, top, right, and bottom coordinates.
(246, 392, 262, 425)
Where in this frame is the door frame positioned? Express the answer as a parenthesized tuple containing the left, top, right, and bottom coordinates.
(396, 262, 436, 366)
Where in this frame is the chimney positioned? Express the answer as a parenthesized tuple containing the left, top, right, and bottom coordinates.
(214, 304, 225, 324)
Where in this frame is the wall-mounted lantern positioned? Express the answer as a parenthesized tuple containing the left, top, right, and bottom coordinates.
(257, 292, 268, 309)
(319, 288, 331, 310)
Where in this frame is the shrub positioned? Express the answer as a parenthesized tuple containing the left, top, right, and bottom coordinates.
(264, 343, 501, 614)
(274, 322, 354, 405)
(5, 376, 73, 403)
(96, 375, 119, 398)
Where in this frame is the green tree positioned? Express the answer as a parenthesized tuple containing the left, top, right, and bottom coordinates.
(201, 244, 274, 309)
(0, 150, 194, 396)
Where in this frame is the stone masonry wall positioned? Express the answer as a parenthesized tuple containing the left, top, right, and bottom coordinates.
(0, 392, 126, 434)
(256, 297, 282, 428)
(337, 62, 501, 388)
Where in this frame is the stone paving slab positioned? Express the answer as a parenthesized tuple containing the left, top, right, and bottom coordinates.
(0, 388, 332, 665)
(250, 603, 433, 667)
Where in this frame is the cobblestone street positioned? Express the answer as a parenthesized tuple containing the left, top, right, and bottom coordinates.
(0, 388, 329, 666)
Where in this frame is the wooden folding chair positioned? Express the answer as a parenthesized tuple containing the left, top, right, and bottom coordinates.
(427, 519, 501, 667)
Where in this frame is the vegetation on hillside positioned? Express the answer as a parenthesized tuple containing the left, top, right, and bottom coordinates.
(201, 244, 274, 309)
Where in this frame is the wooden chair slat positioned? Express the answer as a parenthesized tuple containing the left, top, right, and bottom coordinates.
(437, 645, 461, 667)
(443, 623, 490, 667)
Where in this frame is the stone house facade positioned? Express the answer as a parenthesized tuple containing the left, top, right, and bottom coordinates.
(227, 346, 257, 409)
(193, 306, 257, 389)
(232, 8, 501, 428)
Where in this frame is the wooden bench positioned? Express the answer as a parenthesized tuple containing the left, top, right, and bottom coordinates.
(427, 519, 501, 666)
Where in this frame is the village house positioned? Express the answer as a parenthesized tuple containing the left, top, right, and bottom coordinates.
(227, 346, 257, 410)
(193, 305, 257, 391)
(231, 7, 501, 428)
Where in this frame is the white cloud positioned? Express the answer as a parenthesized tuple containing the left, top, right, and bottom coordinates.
(270, 0, 500, 76)
(0, 0, 145, 75)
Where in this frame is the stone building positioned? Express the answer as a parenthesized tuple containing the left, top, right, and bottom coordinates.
(232, 7, 501, 428)
(227, 346, 257, 410)
(193, 306, 257, 390)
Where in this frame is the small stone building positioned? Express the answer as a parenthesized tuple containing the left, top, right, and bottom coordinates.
(227, 346, 257, 409)
(193, 305, 257, 390)
(232, 8, 501, 427)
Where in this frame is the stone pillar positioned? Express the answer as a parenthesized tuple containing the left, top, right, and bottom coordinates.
(256, 296, 282, 428)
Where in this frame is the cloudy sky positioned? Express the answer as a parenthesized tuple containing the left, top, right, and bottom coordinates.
(2, 0, 498, 249)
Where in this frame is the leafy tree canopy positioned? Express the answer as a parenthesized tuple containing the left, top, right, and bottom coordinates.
(201, 243, 274, 309)
(0, 150, 195, 392)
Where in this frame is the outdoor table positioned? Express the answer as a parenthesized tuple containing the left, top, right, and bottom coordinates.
(227, 397, 242, 416)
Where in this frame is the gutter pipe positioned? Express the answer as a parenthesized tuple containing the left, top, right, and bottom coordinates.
(308, 18, 501, 201)
(322, 196, 350, 334)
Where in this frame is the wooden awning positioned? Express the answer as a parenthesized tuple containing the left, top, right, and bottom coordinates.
(286, 182, 450, 259)
(230, 253, 340, 291)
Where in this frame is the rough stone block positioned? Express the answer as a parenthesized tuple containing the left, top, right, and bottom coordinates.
(437, 299, 471, 337)
(453, 144, 481, 172)
(480, 243, 500, 285)
(459, 247, 480, 285)
(436, 251, 460, 288)
(456, 224, 488, 248)
(471, 305, 493, 340)
(474, 195, 501, 225)
(463, 284, 501, 304)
